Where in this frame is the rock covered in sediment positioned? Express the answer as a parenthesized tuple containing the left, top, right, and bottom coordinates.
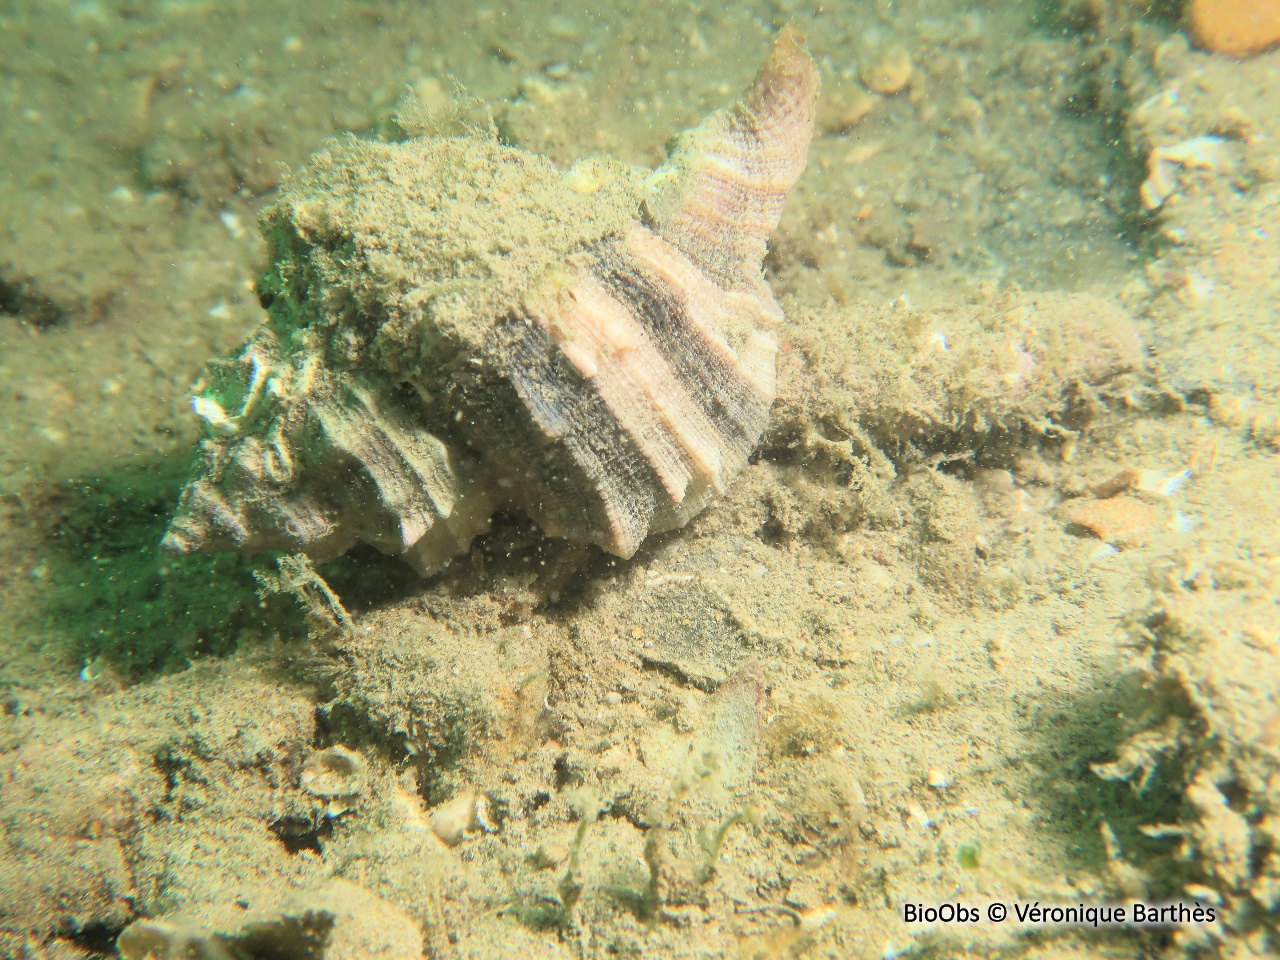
(117, 880, 423, 960)
(1091, 459, 1280, 935)
(770, 289, 1147, 460)
(163, 29, 819, 575)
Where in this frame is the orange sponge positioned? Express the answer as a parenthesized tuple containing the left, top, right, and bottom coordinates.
(1188, 0, 1280, 56)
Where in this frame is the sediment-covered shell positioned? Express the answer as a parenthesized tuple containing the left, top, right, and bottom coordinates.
(300, 745, 368, 816)
(163, 29, 819, 575)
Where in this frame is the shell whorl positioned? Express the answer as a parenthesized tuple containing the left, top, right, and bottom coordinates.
(641, 25, 819, 294)
(163, 31, 818, 574)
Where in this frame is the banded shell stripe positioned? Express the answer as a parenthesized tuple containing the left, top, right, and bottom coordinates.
(313, 387, 458, 553)
(645, 26, 818, 289)
(532, 274, 730, 502)
(590, 233, 773, 453)
(619, 225, 779, 400)
(497, 314, 660, 557)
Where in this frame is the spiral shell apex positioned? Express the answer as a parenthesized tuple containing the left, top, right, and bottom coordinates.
(163, 30, 819, 575)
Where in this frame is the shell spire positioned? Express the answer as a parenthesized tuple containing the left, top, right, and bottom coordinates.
(163, 30, 818, 575)
(641, 25, 819, 294)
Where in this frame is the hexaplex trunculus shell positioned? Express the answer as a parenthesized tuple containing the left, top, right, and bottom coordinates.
(163, 29, 819, 575)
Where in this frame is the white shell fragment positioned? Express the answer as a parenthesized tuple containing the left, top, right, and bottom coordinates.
(1140, 136, 1226, 210)
(300, 745, 368, 816)
(428, 791, 498, 847)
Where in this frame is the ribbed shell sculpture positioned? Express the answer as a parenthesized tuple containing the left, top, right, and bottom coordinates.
(163, 29, 819, 575)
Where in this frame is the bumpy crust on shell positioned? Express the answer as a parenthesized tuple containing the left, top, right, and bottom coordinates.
(164, 31, 818, 574)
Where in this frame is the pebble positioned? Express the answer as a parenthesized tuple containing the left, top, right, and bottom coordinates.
(861, 46, 912, 95)
(429, 791, 496, 847)
(1069, 496, 1162, 549)
(1188, 0, 1280, 56)
(1088, 465, 1141, 499)
(1140, 137, 1225, 210)
(818, 84, 875, 134)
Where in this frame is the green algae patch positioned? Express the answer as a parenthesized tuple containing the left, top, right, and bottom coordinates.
(35, 458, 296, 678)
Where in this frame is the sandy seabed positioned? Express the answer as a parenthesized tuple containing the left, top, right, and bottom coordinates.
(1, 0, 1278, 957)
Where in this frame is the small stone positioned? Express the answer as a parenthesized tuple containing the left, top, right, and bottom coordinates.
(410, 76, 450, 114)
(975, 469, 1015, 495)
(904, 800, 931, 829)
(429, 791, 497, 846)
(1088, 465, 1141, 499)
(861, 46, 913, 95)
(1069, 496, 1161, 549)
(818, 84, 875, 134)
(597, 743, 634, 776)
(1141, 137, 1226, 210)
(1188, 0, 1280, 56)
(1014, 452, 1055, 486)
(546, 15, 583, 40)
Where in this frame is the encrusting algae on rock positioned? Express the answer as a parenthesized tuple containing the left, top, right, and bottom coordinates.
(163, 28, 819, 575)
